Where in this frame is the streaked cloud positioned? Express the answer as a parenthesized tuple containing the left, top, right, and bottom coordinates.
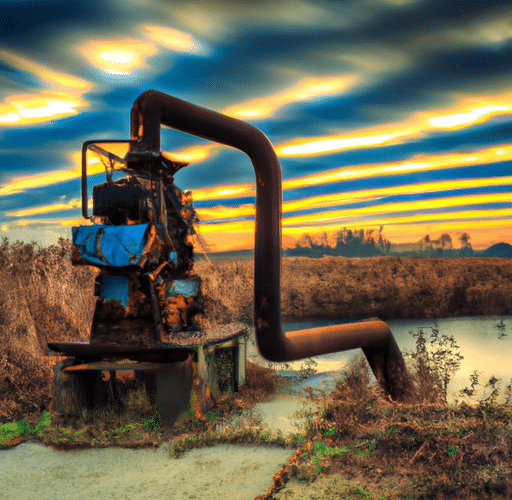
(0, 152, 104, 196)
(79, 39, 158, 75)
(14, 218, 88, 228)
(421, 94, 512, 130)
(282, 144, 512, 190)
(276, 93, 512, 158)
(163, 144, 218, 163)
(0, 91, 87, 125)
(0, 48, 92, 126)
(276, 130, 409, 157)
(426, 15, 512, 48)
(223, 76, 359, 120)
(282, 176, 512, 214)
(0, 49, 92, 91)
(167, 0, 361, 39)
(282, 192, 512, 227)
(191, 184, 255, 202)
(6, 199, 82, 218)
(141, 24, 204, 54)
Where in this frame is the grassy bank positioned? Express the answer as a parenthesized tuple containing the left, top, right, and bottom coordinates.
(197, 255, 512, 323)
(270, 354, 512, 500)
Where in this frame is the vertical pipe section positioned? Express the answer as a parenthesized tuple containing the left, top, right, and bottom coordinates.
(130, 90, 415, 401)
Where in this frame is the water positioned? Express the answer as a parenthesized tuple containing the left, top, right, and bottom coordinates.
(251, 316, 512, 404)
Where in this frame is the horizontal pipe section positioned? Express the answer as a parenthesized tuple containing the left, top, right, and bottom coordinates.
(129, 90, 414, 400)
(278, 319, 392, 361)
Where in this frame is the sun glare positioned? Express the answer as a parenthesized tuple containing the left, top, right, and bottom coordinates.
(80, 40, 157, 74)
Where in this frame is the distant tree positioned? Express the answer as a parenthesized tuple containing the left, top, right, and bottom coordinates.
(458, 232, 471, 248)
(439, 233, 453, 250)
(297, 234, 313, 248)
(458, 232, 473, 256)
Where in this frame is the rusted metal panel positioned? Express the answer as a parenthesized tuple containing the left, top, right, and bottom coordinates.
(61, 360, 164, 371)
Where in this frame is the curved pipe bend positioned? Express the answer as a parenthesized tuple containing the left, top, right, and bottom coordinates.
(130, 90, 414, 400)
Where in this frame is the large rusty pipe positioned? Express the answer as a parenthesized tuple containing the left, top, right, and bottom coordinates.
(130, 90, 414, 400)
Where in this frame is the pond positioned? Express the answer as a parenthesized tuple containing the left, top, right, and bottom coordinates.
(249, 316, 512, 405)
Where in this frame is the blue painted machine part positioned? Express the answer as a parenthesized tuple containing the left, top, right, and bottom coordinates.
(99, 275, 130, 307)
(167, 276, 200, 299)
(72, 223, 151, 267)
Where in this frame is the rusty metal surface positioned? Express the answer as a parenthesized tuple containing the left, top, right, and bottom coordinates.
(62, 360, 166, 372)
(46, 342, 191, 360)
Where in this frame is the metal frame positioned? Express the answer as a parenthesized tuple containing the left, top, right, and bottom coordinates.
(81, 139, 134, 219)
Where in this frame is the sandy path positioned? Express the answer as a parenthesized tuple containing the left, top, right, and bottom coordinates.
(0, 363, 342, 500)
(0, 442, 292, 500)
(0, 387, 318, 500)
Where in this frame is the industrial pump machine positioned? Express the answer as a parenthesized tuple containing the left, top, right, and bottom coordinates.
(47, 91, 413, 424)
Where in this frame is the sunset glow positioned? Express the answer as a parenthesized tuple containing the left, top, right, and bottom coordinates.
(3, 1, 512, 252)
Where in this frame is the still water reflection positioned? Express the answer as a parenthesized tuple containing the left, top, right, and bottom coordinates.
(278, 316, 512, 404)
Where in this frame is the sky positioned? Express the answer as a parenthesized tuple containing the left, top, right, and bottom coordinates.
(2, 0, 512, 252)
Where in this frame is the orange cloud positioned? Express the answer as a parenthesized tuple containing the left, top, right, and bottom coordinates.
(222, 75, 359, 119)
(0, 49, 92, 127)
(282, 175, 512, 213)
(0, 49, 92, 91)
(191, 183, 255, 202)
(0, 152, 107, 196)
(196, 204, 255, 220)
(14, 218, 89, 228)
(275, 93, 512, 158)
(276, 130, 412, 156)
(6, 199, 82, 217)
(0, 91, 88, 126)
(282, 192, 512, 226)
(282, 144, 512, 190)
(79, 39, 158, 75)
(141, 25, 202, 53)
(163, 144, 218, 163)
(421, 94, 512, 130)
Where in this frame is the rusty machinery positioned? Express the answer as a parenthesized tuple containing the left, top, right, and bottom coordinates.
(47, 90, 414, 423)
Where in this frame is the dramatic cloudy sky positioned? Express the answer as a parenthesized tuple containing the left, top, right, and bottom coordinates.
(2, 0, 512, 251)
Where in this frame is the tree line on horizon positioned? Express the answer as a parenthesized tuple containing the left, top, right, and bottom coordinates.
(283, 227, 477, 258)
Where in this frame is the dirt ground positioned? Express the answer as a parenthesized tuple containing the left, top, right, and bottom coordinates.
(0, 442, 293, 500)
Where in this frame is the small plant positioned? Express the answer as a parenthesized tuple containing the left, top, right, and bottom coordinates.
(143, 413, 161, 430)
(459, 371, 512, 408)
(0, 411, 52, 447)
(299, 358, 318, 379)
(405, 324, 463, 403)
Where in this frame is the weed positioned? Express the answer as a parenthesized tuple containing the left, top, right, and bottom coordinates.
(404, 324, 463, 403)
(0, 411, 51, 446)
(459, 370, 512, 408)
(299, 358, 318, 379)
(143, 413, 161, 430)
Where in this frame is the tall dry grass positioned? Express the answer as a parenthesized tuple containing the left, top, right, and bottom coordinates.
(197, 255, 512, 322)
(0, 239, 95, 421)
